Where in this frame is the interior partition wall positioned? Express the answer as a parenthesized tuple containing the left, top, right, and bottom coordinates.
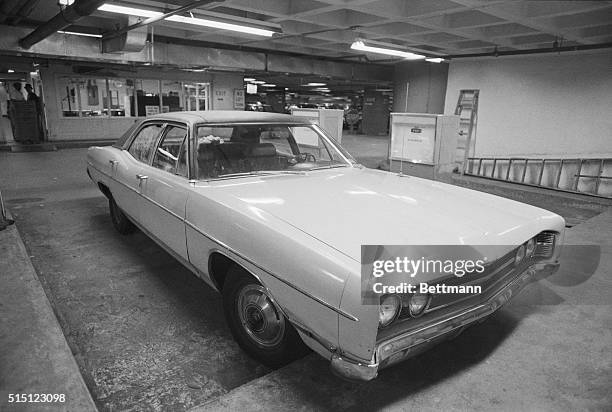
(41, 63, 240, 142)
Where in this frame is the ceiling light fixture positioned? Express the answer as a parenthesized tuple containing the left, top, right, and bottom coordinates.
(425, 57, 445, 63)
(167, 15, 275, 37)
(98, 3, 276, 37)
(99, 3, 161, 18)
(262, 84, 276, 87)
(350, 40, 425, 60)
(58, 30, 103, 38)
(306, 82, 326, 87)
(244, 78, 256, 82)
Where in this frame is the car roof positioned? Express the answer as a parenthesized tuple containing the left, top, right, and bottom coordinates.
(145, 110, 311, 125)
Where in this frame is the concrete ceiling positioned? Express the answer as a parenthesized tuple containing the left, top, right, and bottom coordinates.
(5, 0, 612, 63)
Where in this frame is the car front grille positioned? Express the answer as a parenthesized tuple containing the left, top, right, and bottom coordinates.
(415, 248, 517, 316)
(392, 230, 558, 322)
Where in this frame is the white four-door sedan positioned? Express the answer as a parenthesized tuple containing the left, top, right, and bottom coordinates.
(87, 111, 564, 381)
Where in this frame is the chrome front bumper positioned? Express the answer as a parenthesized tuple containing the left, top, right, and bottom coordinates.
(331, 262, 559, 381)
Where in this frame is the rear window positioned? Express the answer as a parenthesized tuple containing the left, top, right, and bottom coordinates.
(113, 120, 141, 149)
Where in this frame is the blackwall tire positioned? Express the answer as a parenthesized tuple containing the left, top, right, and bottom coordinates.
(222, 266, 308, 367)
(109, 196, 135, 235)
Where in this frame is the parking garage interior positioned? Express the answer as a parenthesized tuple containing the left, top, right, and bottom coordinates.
(0, 1, 611, 411)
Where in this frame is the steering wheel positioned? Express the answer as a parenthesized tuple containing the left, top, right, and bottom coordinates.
(297, 152, 316, 163)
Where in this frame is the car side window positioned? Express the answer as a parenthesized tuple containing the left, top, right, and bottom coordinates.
(128, 123, 164, 164)
(152, 125, 188, 176)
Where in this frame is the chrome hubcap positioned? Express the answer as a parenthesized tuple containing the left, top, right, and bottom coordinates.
(237, 284, 285, 347)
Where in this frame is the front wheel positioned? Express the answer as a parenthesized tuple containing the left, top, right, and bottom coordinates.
(109, 196, 135, 235)
(223, 266, 308, 367)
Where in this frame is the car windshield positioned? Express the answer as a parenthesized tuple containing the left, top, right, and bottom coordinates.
(195, 123, 354, 180)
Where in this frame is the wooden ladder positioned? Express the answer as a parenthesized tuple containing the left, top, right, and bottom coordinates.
(454, 89, 479, 173)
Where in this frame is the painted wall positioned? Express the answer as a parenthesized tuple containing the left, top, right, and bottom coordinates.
(40, 63, 242, 141)
(444, 51, 612, 158)
(210, 73, 242, 111)
(393, 61, 449, 114)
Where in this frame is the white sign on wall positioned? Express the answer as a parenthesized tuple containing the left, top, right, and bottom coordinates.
(234, 89, 245, 110)
(145, 105, 160, 116)
(214, 88, 229, 105)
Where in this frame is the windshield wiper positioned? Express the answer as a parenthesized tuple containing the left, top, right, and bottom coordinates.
(310, 164, 350, 171)
(217, 170, 306, 178)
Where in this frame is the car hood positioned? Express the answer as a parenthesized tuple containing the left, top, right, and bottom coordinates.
(201, 168, 564, 262)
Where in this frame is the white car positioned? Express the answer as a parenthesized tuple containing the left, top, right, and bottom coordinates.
(87, 111, 564, 381)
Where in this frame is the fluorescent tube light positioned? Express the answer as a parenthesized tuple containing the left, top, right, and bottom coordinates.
(98, 3, 162, 18)
(244, 78, 256, 82)
(425, 57, 445, 63)
(262, 84, 276, 87)
(58, 30, 103, 38)
(167, 15, 275, 37)
(350, 40, 424, 60)
(98, 3, 275, 37)
(306, 82, 326, 86)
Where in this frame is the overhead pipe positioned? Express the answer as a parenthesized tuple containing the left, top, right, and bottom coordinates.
(102, 0, 225, 41)
(446, 42, 612, 59)
(18, 0, 106, 49)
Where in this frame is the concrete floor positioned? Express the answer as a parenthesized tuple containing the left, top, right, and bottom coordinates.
(1, 149, 269, 410)
(0, 210, 97, 412)
(0, 141, 610, 411)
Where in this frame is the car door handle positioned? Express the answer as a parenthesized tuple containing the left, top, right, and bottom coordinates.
(109, 160, 118, 165)
(136, 174, 148, 180)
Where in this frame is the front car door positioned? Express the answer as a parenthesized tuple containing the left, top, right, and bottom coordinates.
(138, 122, 190, 260)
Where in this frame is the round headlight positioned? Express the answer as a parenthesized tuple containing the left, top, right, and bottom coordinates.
(526, 238, 535, 257)
(408, 293, 430, 317)
(515, 244, 526, 265)
(378, 294, 401, 328)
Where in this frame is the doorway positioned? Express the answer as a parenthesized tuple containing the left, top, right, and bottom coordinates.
(184, 83, 210, 111)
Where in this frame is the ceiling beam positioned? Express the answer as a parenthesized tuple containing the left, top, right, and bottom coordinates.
(19, 0, 107, 49)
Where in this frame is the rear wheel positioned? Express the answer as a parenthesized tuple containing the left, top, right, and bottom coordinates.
(109, 196, 135, 235)
(222, 266, 308, 367)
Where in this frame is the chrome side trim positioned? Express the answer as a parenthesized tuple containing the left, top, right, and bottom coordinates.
(90, 163, 185, 222)
(204, 248, 340, 353)
(120, 208, 219, 290)
(90, 161, 358, 322)
(145, 193, 183, 221)
(184, 219, 359, 322)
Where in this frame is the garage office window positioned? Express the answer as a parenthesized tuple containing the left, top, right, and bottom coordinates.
(58, 77, 107, 117)
(58, 76, 133, 118)
(57, 77, 204, 118)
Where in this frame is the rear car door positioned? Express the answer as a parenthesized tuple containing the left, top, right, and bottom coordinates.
(139, 123, 190, 260)
(112, 121, 164, 221)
